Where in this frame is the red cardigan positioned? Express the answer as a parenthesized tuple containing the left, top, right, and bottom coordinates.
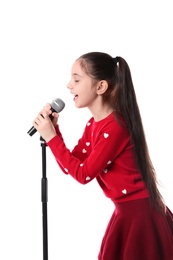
(47, 112, 149, 202)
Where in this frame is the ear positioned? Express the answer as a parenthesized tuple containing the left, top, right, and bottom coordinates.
(96, 80, 108, 95)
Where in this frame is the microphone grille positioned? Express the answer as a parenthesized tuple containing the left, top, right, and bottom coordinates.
(51, 98, 65, 113)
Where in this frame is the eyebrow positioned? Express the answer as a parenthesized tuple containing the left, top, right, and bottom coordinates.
(72, 73, 83, 77)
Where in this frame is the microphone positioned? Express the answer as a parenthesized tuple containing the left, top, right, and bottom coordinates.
(27, 98, 65, 136)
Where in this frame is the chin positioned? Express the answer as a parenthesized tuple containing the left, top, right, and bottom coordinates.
(75, 102, 85, 109)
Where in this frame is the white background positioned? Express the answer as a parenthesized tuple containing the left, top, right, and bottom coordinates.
(0, 1, 173, 259)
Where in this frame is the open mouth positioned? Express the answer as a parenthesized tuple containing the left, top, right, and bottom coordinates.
(73, 94, 78, 101)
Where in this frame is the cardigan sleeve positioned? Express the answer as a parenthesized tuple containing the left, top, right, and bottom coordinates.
(55, 125, 63, 140)
(47, 119, 130, 184)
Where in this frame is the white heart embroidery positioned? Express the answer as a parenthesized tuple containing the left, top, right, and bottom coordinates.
(80, 163, 83, 167)
(64, 168, 68, 172)
(122, 189, 127, 194)
(87, 122, 91, 126)
(82, 149, 87, 153)
(107, 160, 111, 164)
(104, 133, 109, 138)
(86, 142, 90, 146)
(86, 176, 90, 181)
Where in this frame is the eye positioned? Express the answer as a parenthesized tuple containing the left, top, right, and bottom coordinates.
(72, 74, 81, 83)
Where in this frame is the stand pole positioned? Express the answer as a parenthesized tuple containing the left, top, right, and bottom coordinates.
(40, 137, 48, 260)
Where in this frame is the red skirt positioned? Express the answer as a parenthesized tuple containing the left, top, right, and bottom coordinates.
(98, 198, 173, 260)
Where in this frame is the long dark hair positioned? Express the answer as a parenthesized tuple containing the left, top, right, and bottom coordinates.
(77, 52, 165, 212)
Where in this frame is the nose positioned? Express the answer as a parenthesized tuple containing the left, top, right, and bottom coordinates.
(67, 81, 72, 89)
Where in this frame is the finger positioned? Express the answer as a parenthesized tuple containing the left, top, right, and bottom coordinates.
(35, 113, 46, 124)
(40, 108, 51, 118)
(43, 103, 52, 112)
(52, 112, 59, 118)
(33, 115, 41, 126)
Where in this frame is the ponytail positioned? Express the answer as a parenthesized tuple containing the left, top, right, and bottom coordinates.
(115, 57, 165, 211)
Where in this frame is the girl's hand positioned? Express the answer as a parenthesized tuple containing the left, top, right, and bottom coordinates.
(42, 103, 59, 127)
(33, 103, 59, 142)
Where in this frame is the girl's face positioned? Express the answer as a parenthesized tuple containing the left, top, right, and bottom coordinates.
(67, 60, 99, 109)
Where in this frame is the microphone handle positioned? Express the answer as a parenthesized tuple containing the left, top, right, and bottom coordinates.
(27, 126, 37, 136)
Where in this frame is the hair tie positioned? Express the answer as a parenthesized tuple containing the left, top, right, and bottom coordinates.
(113, 56, 119, 65)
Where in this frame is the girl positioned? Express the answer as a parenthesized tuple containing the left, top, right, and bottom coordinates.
(33, 52, 173, 259)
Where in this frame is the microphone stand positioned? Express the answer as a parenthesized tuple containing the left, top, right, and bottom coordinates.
(40, 136, 48, 260)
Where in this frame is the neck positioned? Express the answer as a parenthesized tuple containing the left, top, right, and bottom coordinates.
(88, 98, 114, 122)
